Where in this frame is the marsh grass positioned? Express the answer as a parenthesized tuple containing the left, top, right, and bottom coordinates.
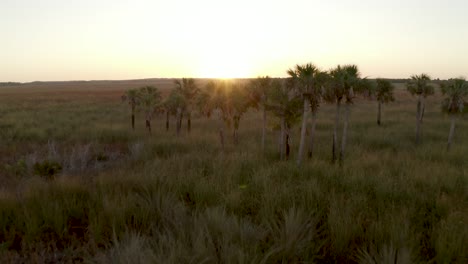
(0, 82, 467, 262)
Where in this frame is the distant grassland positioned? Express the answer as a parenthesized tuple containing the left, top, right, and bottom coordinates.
(0, 79, 467, 263)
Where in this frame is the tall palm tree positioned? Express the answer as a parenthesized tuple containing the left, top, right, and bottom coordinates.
(406, 74, 434, 144)
(265, 79, 302, 160)
(324, 65, 361, 164)
(339, 65, 361, 164)
(308, 71, 329, 159)
(121, 89, 140, 130)
(440, 78, 468, 150)
(249, 76, 272, 153)
(287, 63, 321, 165)
(138, 86, 162, 134)
(174, 78, 199, 133)
(374, 78, 395, 126)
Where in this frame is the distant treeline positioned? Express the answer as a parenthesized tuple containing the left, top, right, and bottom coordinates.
(1, 78, 450, 87)
(0, 82, 22, 86)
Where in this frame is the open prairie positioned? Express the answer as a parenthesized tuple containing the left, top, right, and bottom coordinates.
(0, 79, 467, 263)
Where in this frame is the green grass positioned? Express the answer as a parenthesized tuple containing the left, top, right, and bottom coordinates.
(0, 83, 467, 263)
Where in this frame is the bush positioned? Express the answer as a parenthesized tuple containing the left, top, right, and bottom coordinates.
(33, 160, 62, 179)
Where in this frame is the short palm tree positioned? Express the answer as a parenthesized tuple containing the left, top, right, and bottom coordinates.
(406, 74, 434, 144)
(174, 78, 199, 133)
(440, 78, 468, 150)
(287, 63, 321, 165)
(374, 78, 395, 126)
(138, 86, 162, 134)
(121, 89, 140, 130)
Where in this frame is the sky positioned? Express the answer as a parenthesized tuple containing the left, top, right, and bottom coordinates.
(1, 0, 468, 82)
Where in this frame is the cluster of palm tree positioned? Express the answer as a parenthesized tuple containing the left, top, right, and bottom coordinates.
(121, 86, 162, 134)
(122, 66, 468, 162)
(406, 75, 468, 149)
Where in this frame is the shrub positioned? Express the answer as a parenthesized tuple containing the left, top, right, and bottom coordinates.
(33, 160, 62, 179)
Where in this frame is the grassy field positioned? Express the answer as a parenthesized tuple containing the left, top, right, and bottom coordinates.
(0, 80, 467, 263)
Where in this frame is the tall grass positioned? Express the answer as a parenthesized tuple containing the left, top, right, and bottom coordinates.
(0, 83, 467, 262)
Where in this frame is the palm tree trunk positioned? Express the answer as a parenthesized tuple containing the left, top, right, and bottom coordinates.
(280, 116, 286, 160)
(332, 101, 341, 163)
(421, 101, 425, 123)
(166, 111, 169, 131)
(219, 121, 225, 153)
(176, 108, 182, 136)
(262, 104, 267, 154)
(297, 98, 310, 165)
(377, 101, 382, 126)
(146, 119, 151, 134)
(233, 117, 240, 145)
(131, 105, 135, 130)
(308, 112, 317, 158)
(233, 128, 238, 145)
(187, 111, 191, 133)
(339, 103, 350, 164)
(415, 95, 422, 144)
(285, 126, 291, 160)
(179, 112, 183, 132)
(447, 115, 456, 151)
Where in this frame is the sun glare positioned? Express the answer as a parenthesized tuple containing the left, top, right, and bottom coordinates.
(196, 50, 254, 79)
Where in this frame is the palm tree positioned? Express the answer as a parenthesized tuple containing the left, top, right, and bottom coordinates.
(265, 79, 302, 160)
(231, 82, 252, 145)
(406, 74, 434, 144)
(196, 84, 215, 118)
(287, 63, 321, 165)
(198, 80, 231, 151)
(440, 78, 468, 150)
(174, 78, 199, 133)
(339, 65, 362, 164)
(324, 65, 361, 164)
(308, 71, 329, 159)
(121, 89, 140, 130)
(373, 78, 395, 126)
(249, 76, 272, 153)
(163, 89, 185, 132)
(138, 86, 162, 134)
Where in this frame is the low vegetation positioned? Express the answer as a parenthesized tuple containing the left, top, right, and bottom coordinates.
(0, 69, 467, 262)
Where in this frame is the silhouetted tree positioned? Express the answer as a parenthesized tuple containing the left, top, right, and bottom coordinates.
(249, 76, 272, 153)
(440, 78, 468, 150)
(287, 63, 321, 165)
(174, 78, 199, 133)
(324, 65, 362, 164)
(138, 86, 162, 134)
(406, 74, 434, 144)
(372, 78, 395, 126)
(164, 89, 185, 133)
(121, 89, 140, 130)
(265, 79, 302, 160)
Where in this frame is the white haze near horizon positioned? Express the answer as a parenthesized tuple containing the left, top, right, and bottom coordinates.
(1, 0, 468, 82)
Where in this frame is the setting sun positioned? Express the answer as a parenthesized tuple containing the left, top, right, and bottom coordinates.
(196, 48, 254, 79)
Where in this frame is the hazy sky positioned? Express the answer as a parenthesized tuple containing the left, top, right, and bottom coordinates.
(1, 0, 467, 82)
